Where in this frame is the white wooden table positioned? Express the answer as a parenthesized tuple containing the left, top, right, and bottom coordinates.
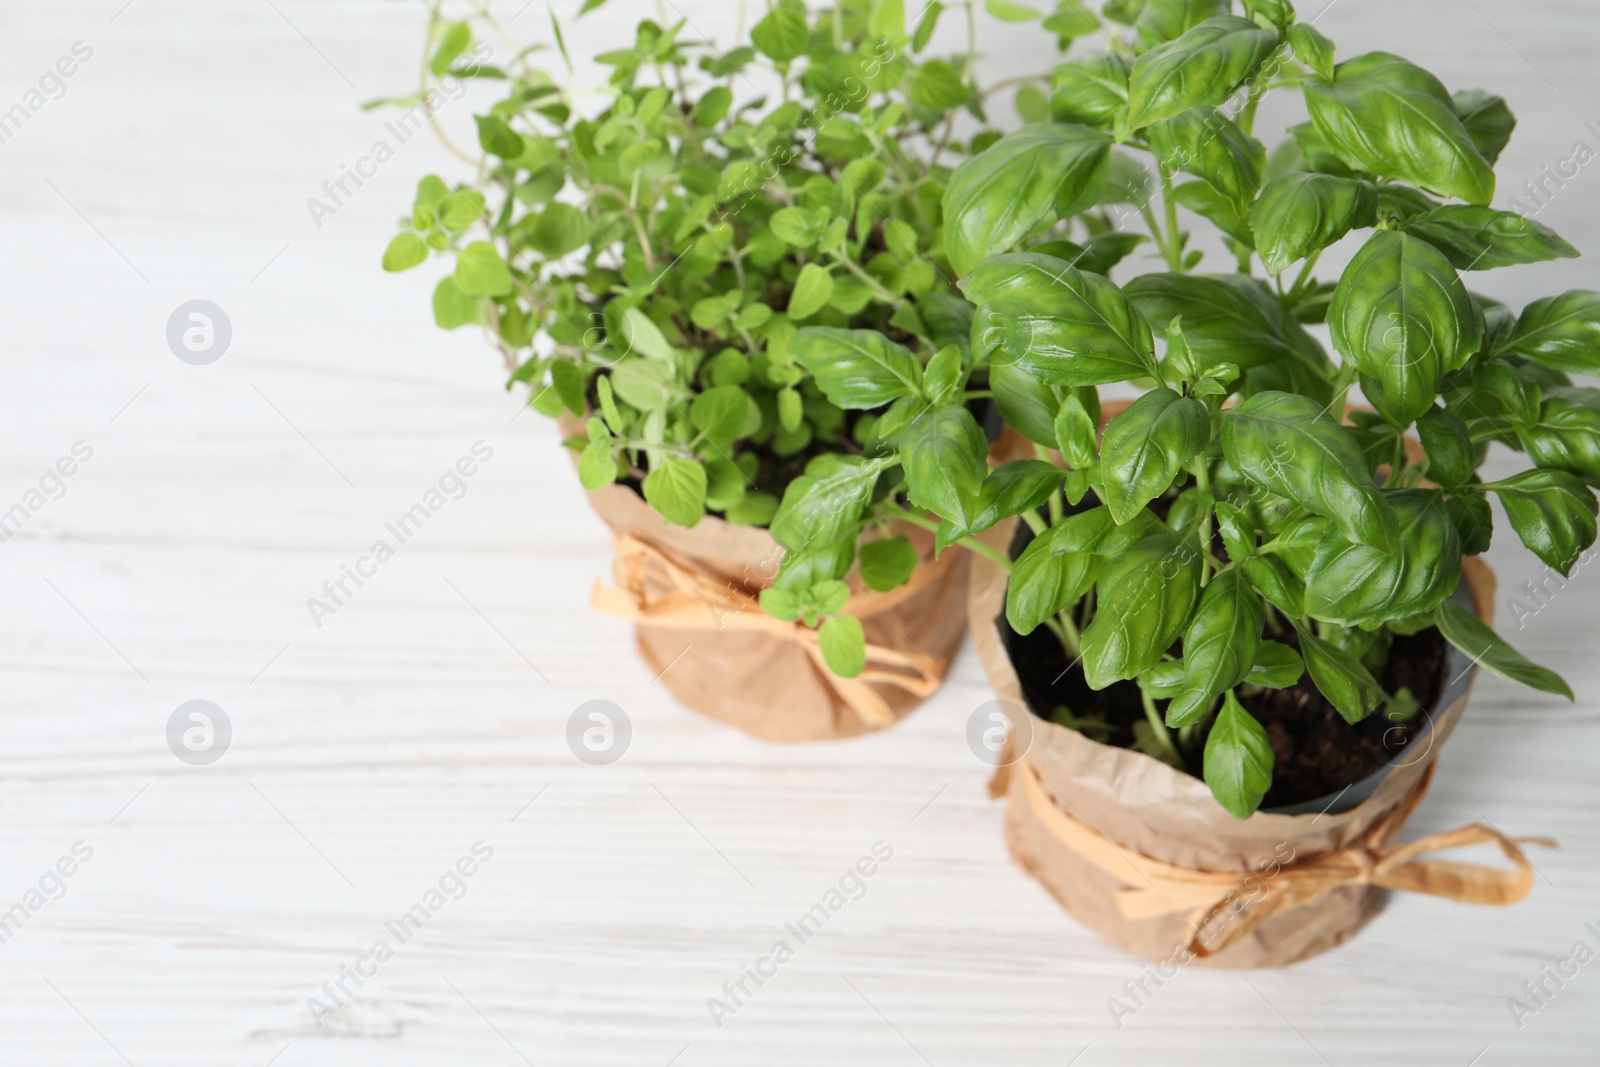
(3, 1, 1598, 1064)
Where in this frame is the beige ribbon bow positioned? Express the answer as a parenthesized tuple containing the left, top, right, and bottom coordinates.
(591, 533, 948, 729)
(1014, 756, 1556, 958)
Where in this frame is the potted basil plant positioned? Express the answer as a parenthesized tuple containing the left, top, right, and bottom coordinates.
(378, 0, 1056, 738)
(943, 0, 1596, 965)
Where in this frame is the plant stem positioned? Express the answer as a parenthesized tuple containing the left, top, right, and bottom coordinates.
(1141, 688, 1184, 769)
(1159, 163, 1184, 272)
(886, 508, 1014, 569)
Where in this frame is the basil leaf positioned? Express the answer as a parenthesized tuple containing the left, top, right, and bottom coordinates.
(1415, 406, 1475, 488)
(1220, 390, 1399, 551)
(1490, 469, 1599, 574)
(1127, 17, 1278, 130)
(1405, 206, 1578, 271)
(1517, 389, 1600, 484)
(964, 460, 1065, 536)
(1288, 23, 1334, 82)
(859, 536, 919, 592)
(1005, 509, 1115, 635)
(1134, 0, 1232, 50)
(1249, 172, 1377, 276)
(1304, 489, 1462, 626)
(1148, 107, 1266, 214)
(1204, 691, 1273, 819)
(1126, 272, 1329, 371)
(818, 615, 867, 678)
(1502, 291, 1600, 375)
(1452, 89, 1516, 167)
(1434, 598, 1572, 700)
(901, 406, 989, 528)
(1099, 387, 1210, 522)
(1242, 555, 1306, 617)
(1168, 569, 1265, 727)
(791, 327, 922, 409)
(1081, 525, 1202, 688)
(642, 458, 708, 527)
(1297, 624, 1385, 723)
(1328, 230, 1482, 426)
(1245, 640, 1305, 688)
(1170, 181, 1255, 246)
(1446, 491, 1494, 556)
(1050, 52, 1131, 128)
(770, 456, 886, 551)
(990, 358, 1063, 447)
(942, 124, 1112, 275)
(1303, 52, 1495, 205)
(961, 253, 1158, 385)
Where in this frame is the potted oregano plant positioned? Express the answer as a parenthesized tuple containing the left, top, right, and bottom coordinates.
(379, 0, 1060, 738)
(943, 0, 1597, 965)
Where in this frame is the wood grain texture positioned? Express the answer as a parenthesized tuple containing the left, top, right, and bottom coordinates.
(1, 1, 1597, 1064)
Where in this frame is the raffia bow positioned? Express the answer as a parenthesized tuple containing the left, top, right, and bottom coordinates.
(1013, 756, 1556, 958)
(591, 533, 948, 729)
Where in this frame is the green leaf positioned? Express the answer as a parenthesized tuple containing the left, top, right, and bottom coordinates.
(1452, 89, 1516, 166)
(475, 115, 523, 159)
(1167, 569, 1264, 727)
(1134, 0, 1230, 48)
(620, 308, 675, 362)
(1519, 389, 1600, 485)
(986, 0, 1041, 19)
(859, 536, 919, 591)
(1054, 391, 1099, 467)
(689, 385, 753, 448)
(770, 457, 886, 551)
(1050, 53, 1131, 129)
(1405, 206, 1578, 271)
(1043, 0, 1102, 39)
(548, 359, 586, 417)
(1491, 469, 1599, 574)
(1099, 388, 1209, 523)
(642, 459, 708, 527)
(1245, 640, 1304, 688)
(1434, 598, 1572, 700)
(1501, 291, 1600, 375)
(818, 615, 867, 678)
(910, 59, 970, 110)
(382, 232, 428, 272)
(1298, 624, 1385, 723)
(901, 406, 989, 529)
(912, 1, 943, 50)
(1242, 554, 1305, 617)
(870, 0, 906, 39)
(943, 124, 1112, 276)
(1328, 230, 1481, 426)
(788, 264, 835, 321)
(1288, 23, 1334, 81)
(578, 439, 616, 490)
(430, 21, 472, 77)
(963, 460, 1065, 537)
(1126, 273, 1328, 371)
(961, 253, 1156, 385)
(454, 242, 513, 297)
(1005, 509, 1114, 635)
(438, 189, 486, 231)
(750, 7, 808, 62)
(432, 276, 482, 330)
(1081, 524, 1202, 688)
(1127, 16, 1278, 130)
(1304, 490, 1462, 626)
(530, 202, 591, 257)
(1304, 52, 1495, 205)
(1416, 407, 1475, 488)
(1249, 173, 1377, 276)
(990, 358, 1062, 447)
(1220, 391, 1399, 552)
(791, 327, 922, 409)
(696, 85, 734, 127)
(1147, 107, 1265, 215)
(760, 586, 802, 621)
(1204, 691, 1274, 819)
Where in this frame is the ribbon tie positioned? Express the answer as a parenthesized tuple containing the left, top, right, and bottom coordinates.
(1014, 756, 1555, 958)
(591, 533, 948, 729)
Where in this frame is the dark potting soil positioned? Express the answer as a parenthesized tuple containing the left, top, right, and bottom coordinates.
(999, 524, 1452, 810)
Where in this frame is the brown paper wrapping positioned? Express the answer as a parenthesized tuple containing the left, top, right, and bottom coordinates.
(970, 510, 1515, 968)
(560, 417, 970, 740)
